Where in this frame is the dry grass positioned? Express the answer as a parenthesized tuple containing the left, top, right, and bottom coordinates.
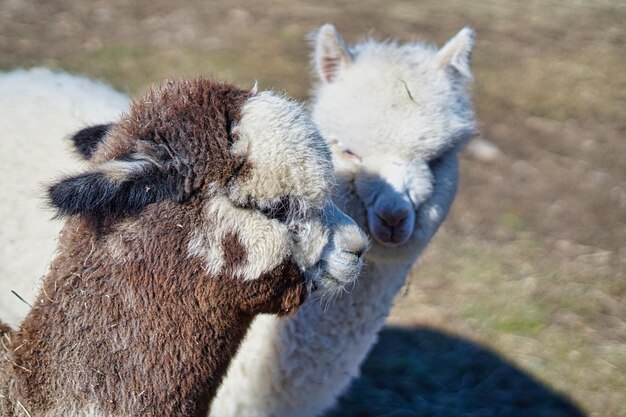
(0, 0, 624, 416)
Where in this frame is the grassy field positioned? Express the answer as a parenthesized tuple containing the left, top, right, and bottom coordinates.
(1, 1, 624, 416)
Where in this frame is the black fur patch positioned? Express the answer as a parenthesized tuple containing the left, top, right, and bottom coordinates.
(71, 124, 112, 159)
(48, 163, 183, 223)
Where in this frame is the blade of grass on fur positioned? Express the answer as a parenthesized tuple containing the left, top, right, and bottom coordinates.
(11, 290, 32, 307)
(398, 78, 417, 103)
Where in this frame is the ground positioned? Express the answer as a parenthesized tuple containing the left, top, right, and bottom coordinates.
(0, 1, 624, 416)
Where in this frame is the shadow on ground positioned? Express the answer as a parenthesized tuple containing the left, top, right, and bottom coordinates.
(325, 326, 586, 417)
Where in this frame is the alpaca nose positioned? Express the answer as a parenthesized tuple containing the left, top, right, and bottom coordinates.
(340, 226, 369, 260)
(376, 207, 410, 227)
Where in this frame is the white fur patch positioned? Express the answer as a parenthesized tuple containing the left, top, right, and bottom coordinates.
(189, 196, 367, 288)
(228, 92, 334, 209)
(99, 159, 153, 182)
(189, 196, 291, 280)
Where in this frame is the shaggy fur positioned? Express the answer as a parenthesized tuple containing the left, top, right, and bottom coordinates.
(0, 77, 367, 417)
(210, 25, 476, 417)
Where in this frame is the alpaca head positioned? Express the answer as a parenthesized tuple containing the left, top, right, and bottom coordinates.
(49, 78, 368, 314)
(311, 24, 475, 260)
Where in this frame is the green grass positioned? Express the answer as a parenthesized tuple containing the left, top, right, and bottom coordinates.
(499, 213, 526, 233)
(464, 301, 547, 334)
(326, 326, 586, 417)
(43, 33, 310, 98)
(59, 44, 252, 95)
(384, 232, 625, 416)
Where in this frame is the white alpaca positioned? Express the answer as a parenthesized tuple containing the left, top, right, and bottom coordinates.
(209, 25, 476, 417)
(0, 68, 130, 327)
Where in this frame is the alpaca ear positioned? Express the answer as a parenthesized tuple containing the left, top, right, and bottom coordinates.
(314, 23, 353, 83)
(436, 27, 474, 81)
(71, 123, 113, 159)
(48, 155, 182, 223)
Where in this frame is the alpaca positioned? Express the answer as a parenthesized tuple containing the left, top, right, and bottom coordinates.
(0, 68, 130, 328)
(210, 25, 476, 417)
(0, 77, 368, 417)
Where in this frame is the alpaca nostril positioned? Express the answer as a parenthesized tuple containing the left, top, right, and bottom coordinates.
(376, 208, 409, 227)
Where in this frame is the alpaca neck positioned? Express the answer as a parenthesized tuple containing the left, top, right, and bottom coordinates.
(208, 170, 424, 417)
(6, 222, 254, 417)
(329, 167, 424, 319)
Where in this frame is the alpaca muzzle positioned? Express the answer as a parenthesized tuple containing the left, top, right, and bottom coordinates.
(307, 203, 369, 296)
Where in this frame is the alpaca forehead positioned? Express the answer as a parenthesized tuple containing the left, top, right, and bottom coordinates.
(231, 92, 334, 206)
(332, 40, 467, 105)
(237, 92, 332, 165)
(316, 47, 472, 159)
(317, 86, 463, 159)
(339, 54, 460, 116)
(348, 43, 443, 97)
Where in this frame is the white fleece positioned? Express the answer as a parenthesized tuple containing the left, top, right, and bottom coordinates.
(210, 25, 475, 417)
(0, 68, 129, 327)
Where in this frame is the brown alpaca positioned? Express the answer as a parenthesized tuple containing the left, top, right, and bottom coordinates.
(0, 78, 368, 417)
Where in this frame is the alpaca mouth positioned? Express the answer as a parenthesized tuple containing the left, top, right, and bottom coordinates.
(316, 270, 352, 299)
(351, 188, 414, 248)
(368, 220, 413, 247)
(320, 269, 348, 287)
(307, 265, 352, 296)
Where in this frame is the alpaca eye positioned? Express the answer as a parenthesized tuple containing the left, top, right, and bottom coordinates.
(341, 148, 361, 164)
(259, 199, 291, 223)
(428, 155, 442, 168)
(260, 206, 289, 222)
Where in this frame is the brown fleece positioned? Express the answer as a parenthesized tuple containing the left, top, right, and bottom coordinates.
(96, 78, 253, 195)
(0, 322, 15, 415)
(220, 231, 248, 276)
(0, 79, 308, 417)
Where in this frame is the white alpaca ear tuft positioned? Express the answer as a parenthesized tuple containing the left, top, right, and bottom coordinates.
(436, 27, 474, 81)
(251, 80, 258, 95)
(314, 23, 353, 83)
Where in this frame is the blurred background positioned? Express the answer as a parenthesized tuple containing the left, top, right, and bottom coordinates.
(1, 1, 624, 416)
